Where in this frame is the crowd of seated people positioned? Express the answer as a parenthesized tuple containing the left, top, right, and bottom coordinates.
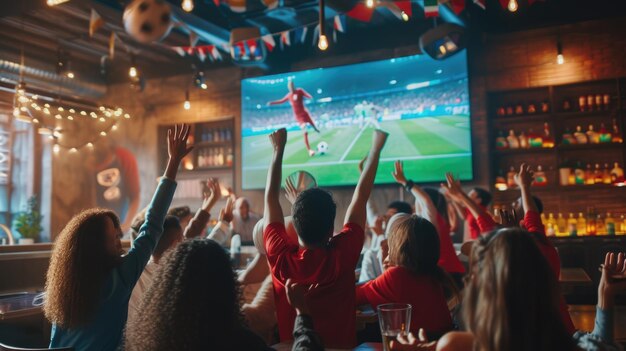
(40, 124, 625, 351)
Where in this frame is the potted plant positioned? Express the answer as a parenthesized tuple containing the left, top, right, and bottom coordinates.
(13, 196, 43, 244)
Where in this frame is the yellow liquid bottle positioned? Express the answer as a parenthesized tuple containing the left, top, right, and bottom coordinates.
(556, 213, 567, 236)
(577, 213, 587, 236)
(567, 213, 578, 237)
(605, 213, 616, 236)
(546, 213, 557, 236)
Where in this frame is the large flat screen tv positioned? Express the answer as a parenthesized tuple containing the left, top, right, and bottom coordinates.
(241, 50, 472, 189)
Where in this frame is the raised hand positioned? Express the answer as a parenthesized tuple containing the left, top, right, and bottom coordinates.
(372, 129, 389, 153)
(441, 172, 464, 203)
(514, 163, 534, 189)
(370, 216, 385, 236)
(269, 128, 287, 151)
(392, 160, 408, 186)
(201, 178, 221, 212)
(285, 278, 317, 315)
(284, 176, 299, 205)
(598, 252, 626, 309)
(164, 124, 193, 180)
(218, 196, 234, 223)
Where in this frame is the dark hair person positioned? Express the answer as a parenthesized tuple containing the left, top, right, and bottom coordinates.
(357, 214, 455, 338)
(125, 239, 324, 351)
(44, 124, 193, 351)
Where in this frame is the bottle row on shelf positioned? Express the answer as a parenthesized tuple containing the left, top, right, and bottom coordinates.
(535, 209, 626, 237)
(197, 147, 234, 168)
(494, 92, 614, 118)
(197, 127, 233, 143)
(494, 162, 625, 190)
(495, 120, 623, 150)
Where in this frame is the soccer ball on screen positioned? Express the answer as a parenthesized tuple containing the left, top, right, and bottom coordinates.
(317, 141, 329, 155)
(123, 0, 173, 43)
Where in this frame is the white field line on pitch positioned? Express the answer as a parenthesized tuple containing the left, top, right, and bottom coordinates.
(339, 125, 368, 162)
(242, 153, 472, 171)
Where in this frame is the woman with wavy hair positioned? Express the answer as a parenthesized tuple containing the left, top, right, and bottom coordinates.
(357, 214, 456, 339)
(44, 124, 193, 351)
(125, 239, 324, 351)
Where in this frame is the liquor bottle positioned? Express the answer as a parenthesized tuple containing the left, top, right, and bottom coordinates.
(542, 123, 555, 148)
(578, 96, 587, 112)
(563, 99, 572, 111)
(546, 213, 556, 236)
(587, 95, 595, 112)
(214, 129, 221, 142)
(586, 125, 600, 144)
(218, 148, 225, 166)
(620, 214, 626, 234)
(207, 129, 213, 142)
(507, 130, 520, 149)
(603, 93, 611, 110)
(603, 163, 612, 184)
(541, 100, 550, 113)
(507, 166, 517, 188)
(567, 213, 578, 237)
(226, 147, 233, 167)
(574, 162, 585, 185)
(595, 94, 603, 110)
(495, 131, 509, 150)
(585, 164, 594, 185)
(574, 126, 588, 144)
(493, 207, 502, 224)
(541, 213, 547, 227)
(612, 118, 623, 143)
(556, 213, 567, 236)
(506, 105, 514, 116)
(577, 212, 587, 236)
(586, 207, 597, 236)
(605, 213, 616, 236)
(515, 103, 524, 115)
(597, 214, 606, 235)
(562, 127, 577, 145)
(599, 123, 612, 143)
(594, 164, 604, 184)
(528, 129, 542, 148)
(533, 165, 548, 186)
(527, 103, 537, 114)
(610, 162, 624, 183)
(519, 131, 529, 149)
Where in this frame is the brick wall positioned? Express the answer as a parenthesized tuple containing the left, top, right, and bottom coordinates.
(49, 16, 626, 237)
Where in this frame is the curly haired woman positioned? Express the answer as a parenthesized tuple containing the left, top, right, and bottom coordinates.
(44, 124, 193, 351)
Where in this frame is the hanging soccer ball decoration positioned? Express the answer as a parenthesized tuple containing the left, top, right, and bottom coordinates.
(123, 0, 173, 43)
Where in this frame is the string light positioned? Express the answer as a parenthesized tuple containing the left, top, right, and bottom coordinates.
(99, 117, 106, 122)
(507, 0, 518, 12)
(100, 131, 107, 136)
(53, 144, 60, 153)
(401, 11, 409, 21)
(318, 0, 329, 51)
(87, 143, 93, 148)
(69, 148, 77, 153)
(318, 35, 329, 51)
(111, 124, 118, 131)
(184, 90, 191, 110)
(47, 0, 70, 6)
(366, 0, 374, 8)
(182, 0, 194, 12)
(556, 41, 564, 65)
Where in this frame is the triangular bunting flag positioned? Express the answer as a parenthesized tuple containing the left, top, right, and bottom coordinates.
(197, 47, 206, 61)
(346, 3, 375, 22)
(280, 31, 291, 47)
(473, 0, 485, 9)
(173, 47, 186, 56)
(300, 27, 308, 43)
(424, 0, 439, 17)
(89, 9, 104, 37)
(334, 15, 345, 33)
(211, 46, 223, 61)
(448, 0, 465, 14)
(186, 47, 195, 55)
(312, 24, 320, 46)
(189, 31, 199, 47)
(262, 34, 276, 51)
(109, 32, 115, 59)
(396, 1, 412, 16)
(247, 39, 258, 54)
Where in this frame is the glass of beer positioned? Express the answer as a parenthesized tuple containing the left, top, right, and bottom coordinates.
(377, 303, 412, 351)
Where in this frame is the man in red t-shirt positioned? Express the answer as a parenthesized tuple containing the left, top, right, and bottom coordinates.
(263, 127, 388, 349)
(446, 186, 492, 241)
(267, 80, 320, 157)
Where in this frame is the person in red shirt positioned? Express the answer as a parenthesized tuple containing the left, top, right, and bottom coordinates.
(391, 161, 465, 287)
(263, 127, 388, 349)
(356, 214, 455, 339)
(267, 80, 320, 157)
(445, 185, 492, 241)
(441, 174, 496, 237)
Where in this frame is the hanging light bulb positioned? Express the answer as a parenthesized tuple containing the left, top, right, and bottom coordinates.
(47, 0, 70, 6)
(69, 148, 77, 153)
(112, 124, 118, 131)
(87, 142, 94, 148)
(184, 90, 191, 110)
(366, 0, 374, 8)
(12, 108, 20, 117)
(401, 11, 409, 21)
(318, 35, 329, 51)
(507, 0, 518, 12)
(53, 144, 60, 154)
(100, 131, 107, 136)
(66, 71, 75, 79)
(129, 66, 138, 78)
(182, 0, 194, 11)
(556, 41, 564, 65)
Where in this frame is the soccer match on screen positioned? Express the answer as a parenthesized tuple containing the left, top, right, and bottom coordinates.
(241, 51, 473, 189)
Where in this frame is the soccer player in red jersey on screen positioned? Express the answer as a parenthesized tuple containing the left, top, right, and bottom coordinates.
(267, 79, 320, 157)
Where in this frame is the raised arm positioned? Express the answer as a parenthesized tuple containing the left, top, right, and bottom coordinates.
(391, 161, 439, 231)
(300, 89, 313, 99)
(184, 179, 221, 240)
(268, 94, 290, 106)
(514, 163, 538, 214)
(441, 173, 495, 233)
(264, 128, 287, 227)
(207, 197, 234, 245)
(120, 124, 192, 286)
(345, 130, 388, 227)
